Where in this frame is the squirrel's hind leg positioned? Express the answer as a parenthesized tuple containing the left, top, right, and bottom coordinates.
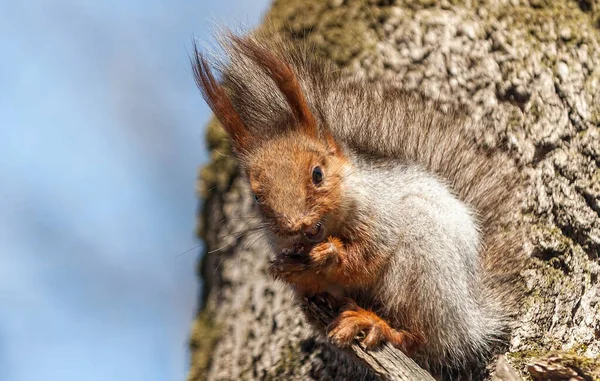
(328, 298, 424, 355)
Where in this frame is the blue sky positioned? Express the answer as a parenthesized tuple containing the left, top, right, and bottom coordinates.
(0, 1, 269, 380)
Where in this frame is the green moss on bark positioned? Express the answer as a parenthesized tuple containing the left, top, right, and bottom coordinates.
(187, 309, 222, 381)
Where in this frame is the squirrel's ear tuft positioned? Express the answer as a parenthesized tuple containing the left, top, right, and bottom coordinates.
(191, 42, 252, 154)
(228, 34, 318, 138)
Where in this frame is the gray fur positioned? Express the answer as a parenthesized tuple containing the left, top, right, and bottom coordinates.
(342, 157, 504, 371)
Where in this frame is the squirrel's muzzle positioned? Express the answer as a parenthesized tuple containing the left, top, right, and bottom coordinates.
(303, 221, 325, 243)
(275, 216, 326, 242)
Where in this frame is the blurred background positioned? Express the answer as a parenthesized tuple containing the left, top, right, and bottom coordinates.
(0, 1, 269, 380)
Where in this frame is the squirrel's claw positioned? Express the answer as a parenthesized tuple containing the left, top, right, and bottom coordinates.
(327, 301, 424, 354)
(328, 304, 384, 348)
(362, 324, 384, 349)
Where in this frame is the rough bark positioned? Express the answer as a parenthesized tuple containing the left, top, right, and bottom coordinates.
(188, 1, 600, 380)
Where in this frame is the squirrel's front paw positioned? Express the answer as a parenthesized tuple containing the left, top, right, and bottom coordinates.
(268, 237, 341, 279)
(308, 237, 342, 270)
(328, 299, 425, 354)
(268, 245, 331, 295)
(268, 244, 309, 279)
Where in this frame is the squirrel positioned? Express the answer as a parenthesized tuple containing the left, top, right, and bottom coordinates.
(192, 32, 525, 374)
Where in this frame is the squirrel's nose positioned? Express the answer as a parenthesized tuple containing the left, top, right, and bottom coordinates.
(278, 215, 308, 235)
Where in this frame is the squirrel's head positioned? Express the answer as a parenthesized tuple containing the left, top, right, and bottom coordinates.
(193, 34, 349, 244)
(245, 130, 347, 241)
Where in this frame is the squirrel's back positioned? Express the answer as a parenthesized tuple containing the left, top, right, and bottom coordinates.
(342, 153, 519, 371)
(324, 82, 525, 319)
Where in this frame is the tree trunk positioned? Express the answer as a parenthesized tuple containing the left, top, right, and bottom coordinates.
(187, 1, 600, 380)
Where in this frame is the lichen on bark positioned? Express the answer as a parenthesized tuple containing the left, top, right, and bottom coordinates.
(188, 1, 600, 380)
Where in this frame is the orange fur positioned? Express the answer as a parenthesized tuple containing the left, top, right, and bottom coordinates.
(328, 298, 425, 353)
(246, 132, 347, 237)
(268, 235, 389, 297)
(317, 236, 387, 287)
(191, 44, 252, 154)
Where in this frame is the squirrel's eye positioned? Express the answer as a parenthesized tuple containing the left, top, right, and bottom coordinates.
(312, 166, 324, 185)
(253, 193, 260, 203)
